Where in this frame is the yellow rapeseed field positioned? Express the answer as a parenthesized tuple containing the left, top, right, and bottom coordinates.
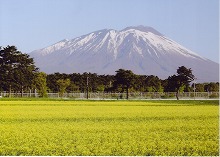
(0, 100, 218, 155)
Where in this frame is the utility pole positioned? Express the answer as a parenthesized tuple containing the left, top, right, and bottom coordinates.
(193, 78, 196, 100)
(86, 76, 89, 99)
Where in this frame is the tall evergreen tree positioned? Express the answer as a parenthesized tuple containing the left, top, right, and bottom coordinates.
(114, 69, 136, 99)
(165, 66, 194, 100)
(0, 46, 38, 94)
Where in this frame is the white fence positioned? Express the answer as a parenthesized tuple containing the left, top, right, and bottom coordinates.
(0, 92, 219, 100)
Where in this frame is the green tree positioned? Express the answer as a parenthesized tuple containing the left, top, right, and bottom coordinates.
(145, 75, 163, 92)
(34, 72, 48, 97)
(192, 83, 205, 92)
(176, 66, 194, 91)
(134, 75, 147, 92)
(0, 46, 38, 95)
(114, 69, 136, 99)
(97, 85, 105, 92)
(204, 82, 219, 92)
(57, 79, 70, 97)
(46, 73, 69, 92)
(165, 66, 194, 100)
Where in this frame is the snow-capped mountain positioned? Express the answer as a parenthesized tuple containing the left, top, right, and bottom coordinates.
(30, 26, 219, 82)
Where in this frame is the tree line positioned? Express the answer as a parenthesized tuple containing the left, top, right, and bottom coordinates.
(0, 46, 219, 98)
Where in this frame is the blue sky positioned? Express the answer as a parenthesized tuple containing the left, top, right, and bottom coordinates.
(0, 0, 219, 63)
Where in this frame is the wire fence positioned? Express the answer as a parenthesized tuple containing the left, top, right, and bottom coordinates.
(0, 92, 219, 100)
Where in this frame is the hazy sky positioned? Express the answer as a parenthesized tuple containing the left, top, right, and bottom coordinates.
(0, 0, 219, 63)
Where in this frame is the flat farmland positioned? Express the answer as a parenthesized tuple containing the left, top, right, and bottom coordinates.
(0, 100, 218, 156)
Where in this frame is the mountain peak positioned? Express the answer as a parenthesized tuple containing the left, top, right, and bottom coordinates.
(122, 25, 163, 36)
(30, 26, 218, 82)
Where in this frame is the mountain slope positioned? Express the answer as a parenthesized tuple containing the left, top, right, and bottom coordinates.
(30, 26, 219, 82)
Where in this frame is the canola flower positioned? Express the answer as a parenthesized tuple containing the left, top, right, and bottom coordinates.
(0, 100, 218, 156)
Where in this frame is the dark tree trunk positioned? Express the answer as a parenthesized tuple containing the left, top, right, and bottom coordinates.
(176, 90, 179, 100)
(126, 86, 129, 100)
(21, 85, 23, 98)
(9, 85, 11, 98)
